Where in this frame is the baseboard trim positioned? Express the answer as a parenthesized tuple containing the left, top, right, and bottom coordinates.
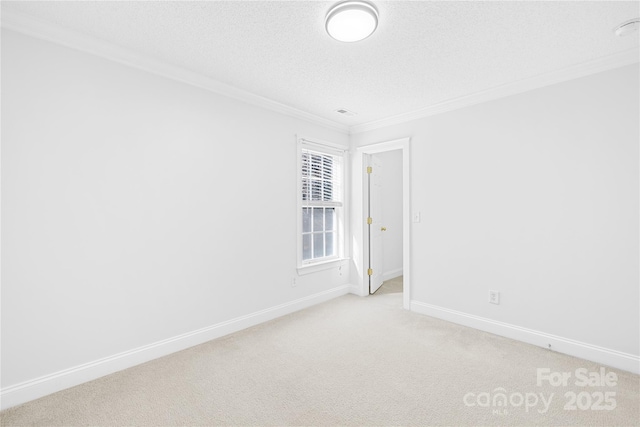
(0, 285, 352, 410)
(411, 301, 640, 375)
(348, 284, 368, 296)
(382, 269, 403, 282)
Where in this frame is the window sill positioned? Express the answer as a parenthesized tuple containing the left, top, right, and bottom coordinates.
(297, 258, 350, 276)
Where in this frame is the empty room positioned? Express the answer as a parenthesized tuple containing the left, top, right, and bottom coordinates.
(1, 1, 639, 426)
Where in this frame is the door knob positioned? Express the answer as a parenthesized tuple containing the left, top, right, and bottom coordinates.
(381, 227, 387, 231)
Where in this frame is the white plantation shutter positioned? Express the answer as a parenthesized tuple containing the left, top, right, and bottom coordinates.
(301, 149, 342, 207)
(300, 143, 344, 262)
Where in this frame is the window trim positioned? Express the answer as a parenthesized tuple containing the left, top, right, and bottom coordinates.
(297, 136, 348, 272)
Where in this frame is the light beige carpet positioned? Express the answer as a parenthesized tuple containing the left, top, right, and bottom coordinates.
(373, 275, 403, 295)
(1, 291, 638, 426)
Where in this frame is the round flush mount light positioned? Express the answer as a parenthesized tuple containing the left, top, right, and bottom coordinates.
(325, 1, 378, 42)
(614, 18, 640, 37)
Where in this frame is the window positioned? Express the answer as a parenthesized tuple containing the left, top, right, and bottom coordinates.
(299, 139, 345, 267)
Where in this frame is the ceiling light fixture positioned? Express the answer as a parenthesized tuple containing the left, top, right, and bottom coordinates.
(614, 18, 640, 37)
(325, 1, 378, 43)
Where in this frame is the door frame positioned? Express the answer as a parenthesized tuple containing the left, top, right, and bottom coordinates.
(354, 137, 411, 309)
(366, 153, 384, 295)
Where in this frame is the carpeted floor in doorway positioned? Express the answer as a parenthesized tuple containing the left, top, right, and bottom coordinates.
(373, 275, 403, 295)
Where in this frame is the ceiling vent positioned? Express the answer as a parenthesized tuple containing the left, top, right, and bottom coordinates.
(335, 108, 357, 116)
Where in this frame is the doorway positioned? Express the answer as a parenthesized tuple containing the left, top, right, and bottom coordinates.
(367, 150, 404, 296)
(354, 137, 411, 310)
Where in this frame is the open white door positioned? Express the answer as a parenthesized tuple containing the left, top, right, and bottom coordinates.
(356, 137, 410, 308)
(368, 154, 384, 294)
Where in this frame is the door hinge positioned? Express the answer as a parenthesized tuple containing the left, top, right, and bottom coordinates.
(367, 217, 372, 225)
(367, 166, 372, 174)
(367, 268, 373, 276)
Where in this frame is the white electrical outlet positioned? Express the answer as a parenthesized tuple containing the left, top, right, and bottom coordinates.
(292, 277, 297, 287)
(489, 290, 500, 305)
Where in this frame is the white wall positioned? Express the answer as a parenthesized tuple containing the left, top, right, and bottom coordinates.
(375, 150, 403, 280)
(352, 64, 640, 366)
(1, 30, 350, 396)
(2, 26, 638, 410)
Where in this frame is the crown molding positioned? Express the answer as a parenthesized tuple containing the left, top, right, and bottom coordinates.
(1, 10, 350, 134)
(350, 48, 640, 135)
(3, 9, 637, 138)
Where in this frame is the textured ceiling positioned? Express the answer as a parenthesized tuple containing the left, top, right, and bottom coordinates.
(2, 1, 639, 127)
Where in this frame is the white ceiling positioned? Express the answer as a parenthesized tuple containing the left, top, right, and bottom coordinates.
(2, 1, 639, 129)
